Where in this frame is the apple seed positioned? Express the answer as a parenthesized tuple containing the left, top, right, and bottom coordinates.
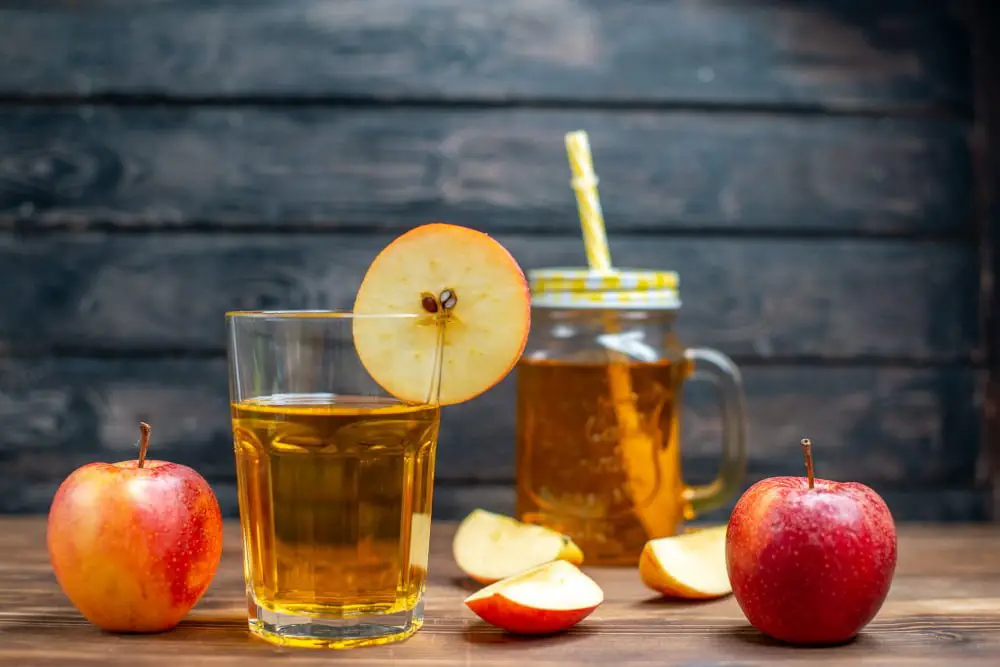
(420, 293, 439, 314)
(440, 288, 458, 310)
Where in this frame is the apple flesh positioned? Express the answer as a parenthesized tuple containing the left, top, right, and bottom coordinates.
(464, 560, 603, 635)
(47, 423, 224, 633)
(639, 525, 731, 600)
(453, 509, 583, 584)
(726, 441, 897, 645)
(352, 222, 531, 406)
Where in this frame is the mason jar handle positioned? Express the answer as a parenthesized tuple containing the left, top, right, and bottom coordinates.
(681, 347, 749, 517)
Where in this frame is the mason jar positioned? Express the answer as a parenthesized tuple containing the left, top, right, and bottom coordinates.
(514, 267, 749, 566)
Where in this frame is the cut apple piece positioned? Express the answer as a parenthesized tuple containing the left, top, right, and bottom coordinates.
(464, 560, 603, 635)
(639, 525, 732, 599)
(453, 509, 583, 584)
(353, 223, 530, 406)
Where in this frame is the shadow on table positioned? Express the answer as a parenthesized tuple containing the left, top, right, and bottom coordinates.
(708, 625, 868, 650)
(633, 594, 723, 609)
(461, 620, 599, 648)
(0, 610, 259, 655)
(451, 576, 480, 592)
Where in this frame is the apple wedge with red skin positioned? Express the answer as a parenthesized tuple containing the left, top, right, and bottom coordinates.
(453, 509, 584, 585)
(726, 439, 897, 645)
(464, 560, 604, 635)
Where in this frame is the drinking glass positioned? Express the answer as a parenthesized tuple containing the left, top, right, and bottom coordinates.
(226, 311, 441, 649)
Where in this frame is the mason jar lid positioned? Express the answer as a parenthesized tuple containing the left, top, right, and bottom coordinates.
(528, 267, 681, 310)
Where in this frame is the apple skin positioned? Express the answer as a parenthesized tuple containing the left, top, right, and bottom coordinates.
(465, 592, 599, 635)
(464, 561, 604, 635)
(726, 476, 897, 645)
(47, 458, 224, 633)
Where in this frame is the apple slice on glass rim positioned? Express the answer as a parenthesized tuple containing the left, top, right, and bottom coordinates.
(352, 223, 531, 406)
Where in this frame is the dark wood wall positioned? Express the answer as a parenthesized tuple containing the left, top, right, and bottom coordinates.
(0, 0, 991, 522)
(971, 0, 1000, 520)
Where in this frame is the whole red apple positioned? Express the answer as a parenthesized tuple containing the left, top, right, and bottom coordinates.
(47, 422, 224, 633)
(726, 438, 897, 645)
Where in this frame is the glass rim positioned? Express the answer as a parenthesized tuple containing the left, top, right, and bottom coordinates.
(225, 309, 420, 321)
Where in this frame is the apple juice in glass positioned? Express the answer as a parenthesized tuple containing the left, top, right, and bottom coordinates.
(515, 268, 749, 566)
(226, 223, 531, 649)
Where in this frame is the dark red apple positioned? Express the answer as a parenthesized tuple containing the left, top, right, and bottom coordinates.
(725, 438, 897, 645)
(47, 422, 224, 633)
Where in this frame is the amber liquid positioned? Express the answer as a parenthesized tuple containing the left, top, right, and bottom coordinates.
(516, 357, 691, 565)
(231, 394, 439, 633)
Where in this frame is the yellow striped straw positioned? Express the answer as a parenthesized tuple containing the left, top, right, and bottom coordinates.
(562, 130, 672, 539)
(565, 130, 612, 272)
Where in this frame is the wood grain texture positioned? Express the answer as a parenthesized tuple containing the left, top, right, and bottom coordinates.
(2, 519, 1000, 665)
(0, 0, 970, 112)
(0, 108, 972, 234)
(0, 234, 978, 360)
(0, 357, 981, 511)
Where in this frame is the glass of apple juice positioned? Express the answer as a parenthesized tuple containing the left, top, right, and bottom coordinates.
(226, 310, 441, 649)
(226, 224, 532, 649)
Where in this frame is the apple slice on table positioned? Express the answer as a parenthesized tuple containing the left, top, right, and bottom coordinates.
(639, 525, 731, 600)
(464, 560, 604, 635)
(353, 223, 531, 406)
(453, 509, 584, 584)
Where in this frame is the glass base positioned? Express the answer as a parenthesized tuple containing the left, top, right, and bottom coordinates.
(247, 598, 424, 649)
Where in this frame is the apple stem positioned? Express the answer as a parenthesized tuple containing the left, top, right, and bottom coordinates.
(801, 438, 815, 489)
(137, 422, 152, 469)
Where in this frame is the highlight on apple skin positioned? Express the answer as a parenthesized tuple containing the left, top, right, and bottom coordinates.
(46, 423, 224, 634)
(725, 439, 897, 645)
(464, 560, 604, 635)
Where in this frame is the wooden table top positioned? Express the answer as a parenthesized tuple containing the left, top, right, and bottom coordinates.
(3, 518, 1000, 666)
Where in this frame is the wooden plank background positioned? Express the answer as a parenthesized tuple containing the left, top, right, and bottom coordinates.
(971, 0, 1000, 519)
(0, 109, 973, 234)
(0, 0, 971, 109)
(0, 0, 990, 521)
